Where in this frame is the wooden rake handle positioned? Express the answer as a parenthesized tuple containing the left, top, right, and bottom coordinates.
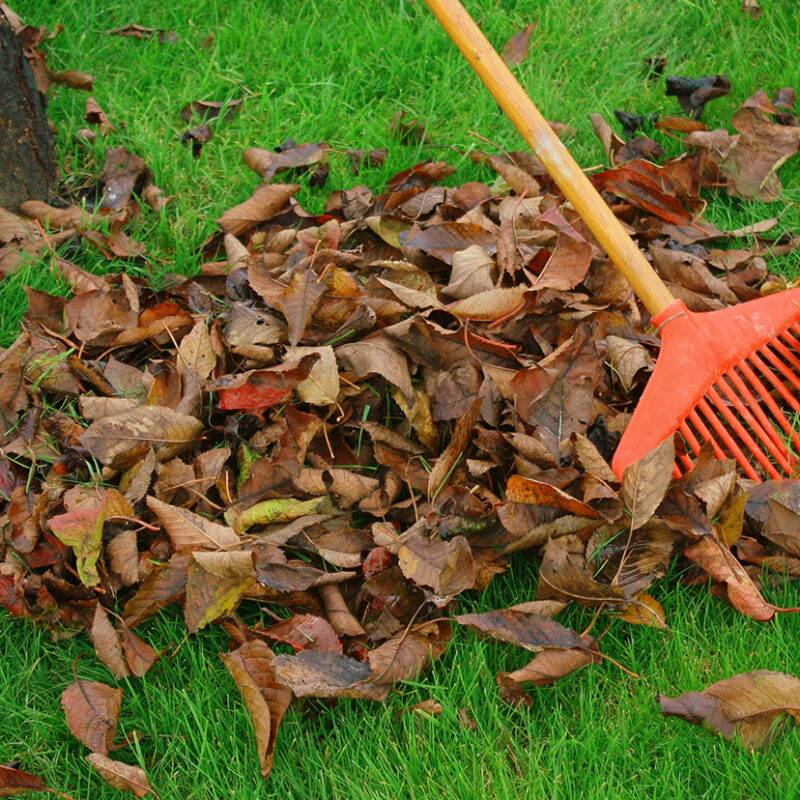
(423, 0, 676, 316)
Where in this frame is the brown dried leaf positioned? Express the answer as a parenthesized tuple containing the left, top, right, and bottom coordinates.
(512, 327, 601, 459)
(109, 23, 178, 43)
(80, 405, 203, 468)
(532, 234, 593, 291)
(398, 531, 475, 597)
(146, 496, 240, 551)
(120, 628, 159, 677)
(606, 335, 654, 392)
(684, 535, 774, 621)
(448, 286, 526, 321)
(368, 620, 451, 685)
(660, 671, 800, 749)
(90, 603, 130, 678)
(621, 437, 675, 531)
(61, 679, 122, 755)
(502, 23, 537, 66)
(243, 143, 328, 181)
(506, 474, 602, 518)
(221, 640, 292, 778)
(122, 552, 191, 628)
(337, 336, 413, 397)
(0, 764, 48, 796)
(498, 640, 599, 702)
(86, 754, 151, 797)
(273, 651, 388, 701)
(86, 96, 113, 133)
(261, 614, 343, 654)
(178, 318, 216, 380)
(456, 603, 584, 651)
(217, 184, 299, 236)
(184, 550, 256, 632)
(722, 91, 800, 200)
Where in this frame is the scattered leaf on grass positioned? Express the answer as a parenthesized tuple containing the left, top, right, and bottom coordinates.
(86, 753, 152, 797)
(660, 671, 800, 749)
(502, 23, 537, 66)
(61, 679, 122, 755)
(108, 23, 178, 43)
(0, 764, 48, 796)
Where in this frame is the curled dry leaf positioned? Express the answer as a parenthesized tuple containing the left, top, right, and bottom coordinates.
(498, 640, 600, 703)
(606, 335, 654, 392)
(217, 184, 299, 236)
(86, 753, 152, 798)
(243, 143, 328, 181)
(368, 620, 451, 685)
(660, 671, 800, 749)
(221, 640, 292, 778)
(684, 535, 774, 621)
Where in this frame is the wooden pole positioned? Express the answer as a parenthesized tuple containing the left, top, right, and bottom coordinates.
(423, 0, 676, 316)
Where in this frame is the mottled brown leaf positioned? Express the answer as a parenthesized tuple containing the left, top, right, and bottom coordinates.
(61, 679, 122, 755)
(221, 640, 292, 777)
(80, 406, 203, 468)
(273, 651, 388, 701)
(86, 753, 151, 797)
(146, 496, 239, 551)
(660, 671, 800, 749)
(621, 437, 675, 531)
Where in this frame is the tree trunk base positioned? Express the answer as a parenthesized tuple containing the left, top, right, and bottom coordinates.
(0, 13, 57, 212)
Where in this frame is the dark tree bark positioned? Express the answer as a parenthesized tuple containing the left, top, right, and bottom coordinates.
(0, 13, 57, 212)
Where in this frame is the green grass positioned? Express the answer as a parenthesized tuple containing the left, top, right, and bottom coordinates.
(4, 562, 800, 800)
(2, 0, 800, 797)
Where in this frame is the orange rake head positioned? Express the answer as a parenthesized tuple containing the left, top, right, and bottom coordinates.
(612, 289, 800, 481)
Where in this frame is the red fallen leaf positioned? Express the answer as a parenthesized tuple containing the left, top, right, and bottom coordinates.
(363, 546, 395, 579)
(260, 613, 343, 654)
(0, 572, 28, 617)
(386, 160, 454, 189)
(212, 354, 318, 412)
(0, 764, 48, 795)
(139, 301, 185, 326)
(591, 161, 693, 225)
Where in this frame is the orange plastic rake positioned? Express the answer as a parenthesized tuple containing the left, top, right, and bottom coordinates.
(424, 0, 800, 481)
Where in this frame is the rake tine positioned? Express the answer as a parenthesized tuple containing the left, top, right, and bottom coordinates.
(705, 387, 780, 479)
(696, 399, 761, 481)
(714, 377, 792, 474)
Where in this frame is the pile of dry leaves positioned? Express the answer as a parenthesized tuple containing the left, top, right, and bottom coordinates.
(3, 6, 800, 795)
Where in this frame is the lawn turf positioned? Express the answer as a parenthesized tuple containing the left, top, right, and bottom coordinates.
(2, 0, 800, 797)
